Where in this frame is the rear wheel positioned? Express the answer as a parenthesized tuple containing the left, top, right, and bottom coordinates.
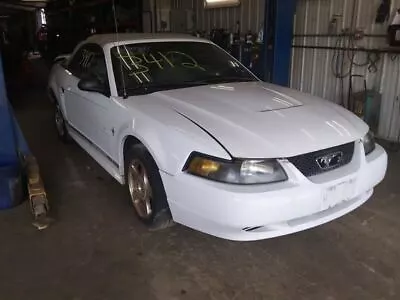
(54, 103, 70, 143)
(125, 144, 174, 230)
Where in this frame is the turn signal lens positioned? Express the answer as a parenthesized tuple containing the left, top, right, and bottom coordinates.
(362, 131, 376, 155)
(187, 157, 221, 176)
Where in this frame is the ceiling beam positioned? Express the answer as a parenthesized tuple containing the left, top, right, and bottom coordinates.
(0, 2, 37, 11)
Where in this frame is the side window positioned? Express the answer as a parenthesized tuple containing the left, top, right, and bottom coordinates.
(68, 44, 109, 87)
(83, 46, 109, 88)
(68, 46, 86, 77)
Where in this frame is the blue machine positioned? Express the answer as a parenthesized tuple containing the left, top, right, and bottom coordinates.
(0, 53, 29, 209)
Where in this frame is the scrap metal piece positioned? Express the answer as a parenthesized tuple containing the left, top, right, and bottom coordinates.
(25, 155, 52, 229)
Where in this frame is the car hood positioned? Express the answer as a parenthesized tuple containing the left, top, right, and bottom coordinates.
(141, 82, 369, 158)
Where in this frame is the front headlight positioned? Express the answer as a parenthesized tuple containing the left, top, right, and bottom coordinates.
(184, 153, 288, 184)
(362, 131, 376, 155)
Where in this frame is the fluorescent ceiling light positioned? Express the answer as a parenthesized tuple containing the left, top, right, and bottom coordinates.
(204, 0, 240, 9)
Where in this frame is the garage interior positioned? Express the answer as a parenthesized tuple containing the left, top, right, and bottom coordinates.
(1, 0, 400, 299)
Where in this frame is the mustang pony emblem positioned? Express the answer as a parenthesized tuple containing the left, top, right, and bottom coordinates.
(316, 152, 344, 170)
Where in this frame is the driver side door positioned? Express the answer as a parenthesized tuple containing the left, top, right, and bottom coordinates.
(64, 43, 113, 157)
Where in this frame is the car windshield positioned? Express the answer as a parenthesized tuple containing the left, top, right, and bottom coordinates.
(110, 41, 257, 96)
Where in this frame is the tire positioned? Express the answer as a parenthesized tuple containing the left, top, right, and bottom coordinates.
(54, 103, 70, 143)
(125, 144, 174, 230)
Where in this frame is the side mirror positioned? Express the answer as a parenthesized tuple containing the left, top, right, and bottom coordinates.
(78, 77, 109, 96)
(53, 54, 70, 64)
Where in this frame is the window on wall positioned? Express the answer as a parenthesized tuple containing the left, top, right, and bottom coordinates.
(204, 0, 240, 9)
(40, 8, 46, 25)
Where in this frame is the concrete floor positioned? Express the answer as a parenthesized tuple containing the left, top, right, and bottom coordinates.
(1, 60, 399, 300)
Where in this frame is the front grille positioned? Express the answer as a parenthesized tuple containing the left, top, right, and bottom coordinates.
(287, 142, 355, 177)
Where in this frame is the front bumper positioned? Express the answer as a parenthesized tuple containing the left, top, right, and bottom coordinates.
(162, 142, 387, 241)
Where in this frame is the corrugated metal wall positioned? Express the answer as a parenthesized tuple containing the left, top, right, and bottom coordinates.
(173, 0, 265, 33)
(291, 0, 400, 141)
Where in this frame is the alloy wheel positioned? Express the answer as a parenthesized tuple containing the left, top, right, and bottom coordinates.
(127, 159, 153, 219)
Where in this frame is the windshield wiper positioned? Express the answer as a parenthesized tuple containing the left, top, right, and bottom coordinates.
(119, 77, 255, 97)
(119, 81, 208, 96)
(199, 76, 256, 84)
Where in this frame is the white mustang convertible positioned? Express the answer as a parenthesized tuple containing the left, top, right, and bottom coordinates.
(48, 33, 387, 241)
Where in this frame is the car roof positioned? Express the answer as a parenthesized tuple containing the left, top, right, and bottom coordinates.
(85, 33, 210, 46)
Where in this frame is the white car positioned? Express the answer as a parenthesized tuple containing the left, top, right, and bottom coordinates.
(48, 33, 387, 241)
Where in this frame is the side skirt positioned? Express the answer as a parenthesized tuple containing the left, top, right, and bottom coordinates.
(67, 125, 124, 184)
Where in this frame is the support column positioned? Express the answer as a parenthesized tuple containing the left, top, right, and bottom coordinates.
(263, 0, 296, 86)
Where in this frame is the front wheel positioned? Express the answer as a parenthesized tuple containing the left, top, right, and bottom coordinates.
(54, 103, 70, 143)
(125, 144, 174, 230)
